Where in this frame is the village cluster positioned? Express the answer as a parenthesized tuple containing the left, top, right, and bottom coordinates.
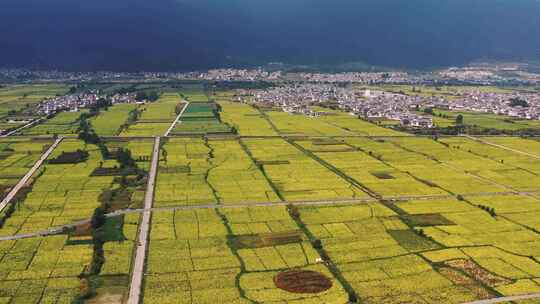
(449, 91, 540, 120)
(245, 84, 540, 129)
(37, 91, 137, 115)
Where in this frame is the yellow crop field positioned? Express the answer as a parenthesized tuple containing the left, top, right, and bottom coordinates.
(218, 101, 277, 136)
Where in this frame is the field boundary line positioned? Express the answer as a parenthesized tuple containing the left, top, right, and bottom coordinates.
(461, 293, 540, 304)
(0, 136, 63, 214)
(164, 100, 189, 136)
(127, 136, 160, 304)
(463, 135, 540, 160)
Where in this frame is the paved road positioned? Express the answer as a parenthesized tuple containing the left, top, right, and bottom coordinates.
(1, 189, 535, 242)
(127, 136, 160, 304)
(463, 135, 540, 160)
(0, 136, 63, 214)
(164, 101, 189, 136)
(0, 118, 44, 137)
(461, 293, 540, 304)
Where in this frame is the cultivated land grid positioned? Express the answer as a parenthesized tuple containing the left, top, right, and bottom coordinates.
(1, 93, 540, 303)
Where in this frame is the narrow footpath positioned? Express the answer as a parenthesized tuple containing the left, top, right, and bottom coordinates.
(464, 134, 540, 160)
(461, 293, 540, 304)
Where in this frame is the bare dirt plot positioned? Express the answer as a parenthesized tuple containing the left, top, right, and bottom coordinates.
(274, 270, 333, 294)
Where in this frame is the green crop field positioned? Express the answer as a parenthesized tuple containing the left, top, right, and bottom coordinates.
(432, 109, 540, 131)
(0, 138, 52, 199)
(90, 103, 137, 136)
(0, 84, 69, 119)
(21, 110, 87, 136)
(170, 102, 232, 135)
(217, 101, 277, 136)
(120, 93, 180, 136)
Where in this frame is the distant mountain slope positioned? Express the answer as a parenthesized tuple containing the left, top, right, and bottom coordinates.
(1, 0, 539, 71)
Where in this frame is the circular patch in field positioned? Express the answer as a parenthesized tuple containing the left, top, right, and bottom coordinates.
(274, 270, 332, 293)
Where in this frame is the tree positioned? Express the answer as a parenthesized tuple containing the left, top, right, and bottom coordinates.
(90, 207, 106, 230)
(423, 107, 434, 115)
(135, 91, 148, 101)
(456, 114, 464, 125)
(117, 148, 136, 169)
(147, 91, 159, 101)
(509, 98, 528, 108)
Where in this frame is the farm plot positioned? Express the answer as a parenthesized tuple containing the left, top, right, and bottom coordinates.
(0, 138, 152, 237)
(433, 109, 540, 131)
(296, 203, 484, 303)
(217, 101, 277, 136)
(120, 93, 180, 136)
(294, 139, 447, 198)
(265, 111, 351, 136)
(0, 235, 92, 303)
(314, 108, 407, 136)
(345, 137, 506, 195)
(21, 110, 87, 136)
(155, 138, 278, 206)
(241, 138, 369, 202)
(154, 138, 216, 207)
(89, 212, 141, 302)
(486, 136, 540, 158)
(143, 209, 247, 304)
(0, 138, 52, 200)
(0, 212, 140, 303)
(0, 84, 68, 119)
(207, 139, 279, 203)
(178, 88, 209, 103)
(439, 137, 540, 191)
(224, 206, 349, 303)
(143, 206, 349, 304)
(387, 137, 540, 192)
(170, 103, 232, 135)
(396, 197, 540, 298)
(264, 109, 404, 137)
(90, 103, 137, 136)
